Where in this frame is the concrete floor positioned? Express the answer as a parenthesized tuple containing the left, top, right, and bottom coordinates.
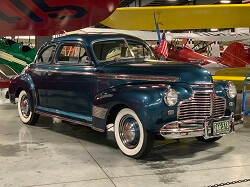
(0, 88, 250, 187)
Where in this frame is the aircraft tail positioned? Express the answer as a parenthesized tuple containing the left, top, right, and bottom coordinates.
(221, 42, 249, 67)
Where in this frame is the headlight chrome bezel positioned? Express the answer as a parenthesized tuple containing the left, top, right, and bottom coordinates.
(164, 88, 178, 107)
(227, 82, 237, 99)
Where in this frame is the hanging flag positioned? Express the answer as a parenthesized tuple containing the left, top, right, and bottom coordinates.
(159, 31, 168, 59)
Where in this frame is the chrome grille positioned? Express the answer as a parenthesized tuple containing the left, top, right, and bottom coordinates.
(213, 97, 226, 118)
(178, 91, 225, 124)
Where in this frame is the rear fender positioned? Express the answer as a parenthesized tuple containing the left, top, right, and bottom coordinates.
(9, 74, 37, 106)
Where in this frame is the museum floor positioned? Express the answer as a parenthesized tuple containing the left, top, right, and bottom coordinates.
(0, 88, 249, 187)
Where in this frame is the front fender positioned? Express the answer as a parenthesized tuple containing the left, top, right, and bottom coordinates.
(9, 73, 37, 105)
(214, 81, 237, 115)
(92, 83, 192, 132)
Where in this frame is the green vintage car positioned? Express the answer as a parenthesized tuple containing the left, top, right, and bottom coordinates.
(0, 38, 36, 79)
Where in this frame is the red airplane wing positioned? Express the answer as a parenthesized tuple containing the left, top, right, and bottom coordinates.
(0, 0, 119, 36)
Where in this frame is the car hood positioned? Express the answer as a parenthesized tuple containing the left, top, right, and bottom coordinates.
(98, 62, 213, 85)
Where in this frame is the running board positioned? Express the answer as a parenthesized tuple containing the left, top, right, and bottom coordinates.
(35, 107, 104, 132)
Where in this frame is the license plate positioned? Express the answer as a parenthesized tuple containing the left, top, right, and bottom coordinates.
(213, 120, 231, 135)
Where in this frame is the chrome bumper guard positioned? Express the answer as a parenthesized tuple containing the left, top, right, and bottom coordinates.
(160, 113, 244, 139)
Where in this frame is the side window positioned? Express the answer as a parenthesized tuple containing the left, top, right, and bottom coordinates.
(56, 43, 91, 65)
(127, 40, 154, 59)
(37, 45, 56, 64)
(93, 40, 133, 61)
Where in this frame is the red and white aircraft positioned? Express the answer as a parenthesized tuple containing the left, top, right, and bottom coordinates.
(0, 0, 119, 36)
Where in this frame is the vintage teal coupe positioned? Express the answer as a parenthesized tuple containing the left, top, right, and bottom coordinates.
(8, 33, 243, 158)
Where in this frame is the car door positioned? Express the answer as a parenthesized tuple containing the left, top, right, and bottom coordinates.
(28, 44, 57, 107)
(47, 42, 94, 121)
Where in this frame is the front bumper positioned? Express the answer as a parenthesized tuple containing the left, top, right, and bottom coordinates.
(160, 114, 244, 139)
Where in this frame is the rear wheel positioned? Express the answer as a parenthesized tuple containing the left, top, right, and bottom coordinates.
(18, 90, 39, 125)
(195, 136, 222, 142)
(114, 108, 155, 159)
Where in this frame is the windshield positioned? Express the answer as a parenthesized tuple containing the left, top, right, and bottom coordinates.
(92, 39, 156, 62)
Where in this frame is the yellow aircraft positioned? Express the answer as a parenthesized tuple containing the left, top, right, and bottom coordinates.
(213, 67, 250, 91)
(101, 4, 250, 90)
(101, 4, 250, 31)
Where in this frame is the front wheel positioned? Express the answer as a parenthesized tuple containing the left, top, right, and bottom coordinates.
(114, 108, 155, 159)
(18, 90, 39, 125)
(195, 136, 222, 142)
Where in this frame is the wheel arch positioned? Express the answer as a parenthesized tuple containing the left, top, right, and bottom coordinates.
(15, 87, 24, 98)
(9, 74, 37, 106)
(106, 103, 130, 126)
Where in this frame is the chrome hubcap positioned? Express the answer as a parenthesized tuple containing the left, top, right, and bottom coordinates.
(20, 96, 30, 118)
(119, 115, 140, 149)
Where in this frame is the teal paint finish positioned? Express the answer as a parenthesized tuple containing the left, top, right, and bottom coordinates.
(8, 33, 237, 132)
(9, 72, 37, 106)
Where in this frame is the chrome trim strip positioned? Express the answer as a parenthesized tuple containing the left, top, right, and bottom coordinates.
(50, 70, 93, 76)
(36, 111, 104, 133)
(92, 106, 108, 119)
(33, 69, 48, 72)
(160, 131, 204, 139)
(97, 74, 179, 82)
(161, 127, 205, 134)
(33, 69, 178, 82)
(33, 69, 94, 76)
(191, 83, 214, 88)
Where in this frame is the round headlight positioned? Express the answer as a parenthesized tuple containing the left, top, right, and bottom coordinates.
(164, 88, 178, 106)
(227, 82, 237, 99)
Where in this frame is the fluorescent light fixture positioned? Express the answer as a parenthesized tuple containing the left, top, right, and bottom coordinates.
(210, 28, 218, 32)
(220, 0, 231, 3)
(5, 36, 35, 39)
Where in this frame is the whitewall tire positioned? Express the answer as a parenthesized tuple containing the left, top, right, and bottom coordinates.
(114, 108, 155, 158)
(18, 90, 39, 125)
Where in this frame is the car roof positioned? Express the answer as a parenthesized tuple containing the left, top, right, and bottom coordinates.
(51, 33, 144, 44)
